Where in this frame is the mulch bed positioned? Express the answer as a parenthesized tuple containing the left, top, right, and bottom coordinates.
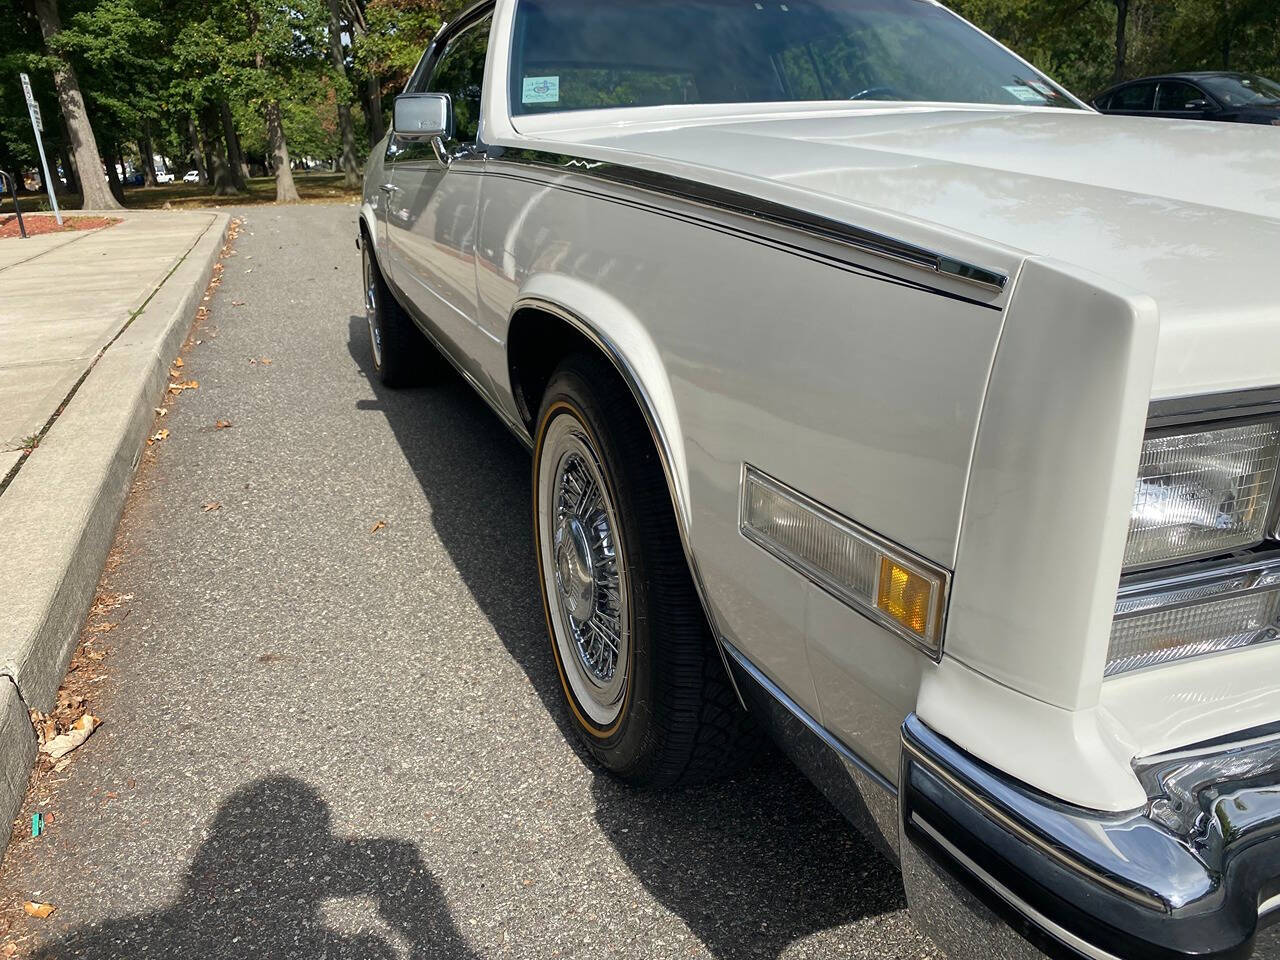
(0, 214, 120, 239)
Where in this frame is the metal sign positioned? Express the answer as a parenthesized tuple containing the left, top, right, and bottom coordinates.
(18, 73, 61, 225)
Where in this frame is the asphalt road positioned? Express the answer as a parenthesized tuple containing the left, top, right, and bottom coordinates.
(0, 204, 938, 959)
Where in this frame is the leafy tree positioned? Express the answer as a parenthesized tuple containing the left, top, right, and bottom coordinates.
(28, 0, 120, 208)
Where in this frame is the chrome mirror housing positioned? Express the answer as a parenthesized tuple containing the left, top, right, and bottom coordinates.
(393, 93, 451, 140)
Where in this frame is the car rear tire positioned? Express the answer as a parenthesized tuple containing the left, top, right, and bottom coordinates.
(362, 239, 436, 388)
(533, 353, 756, 787)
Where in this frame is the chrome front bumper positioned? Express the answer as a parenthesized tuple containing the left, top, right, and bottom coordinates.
(900, 714, 1280, 960)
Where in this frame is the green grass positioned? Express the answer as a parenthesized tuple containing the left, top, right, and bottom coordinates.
(1, 171, 360, 214)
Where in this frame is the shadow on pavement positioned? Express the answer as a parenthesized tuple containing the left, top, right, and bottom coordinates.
(345, 316, 908, 958)
(31, 776, 472, 959)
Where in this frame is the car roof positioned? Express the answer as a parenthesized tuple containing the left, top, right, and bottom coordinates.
(1091, 72, 1254, 102)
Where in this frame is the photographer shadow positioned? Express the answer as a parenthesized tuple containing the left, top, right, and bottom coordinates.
(344, 315, 910, 958)
(32, 776, 472, 960)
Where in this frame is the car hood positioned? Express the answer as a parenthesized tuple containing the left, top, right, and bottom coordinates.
(532, 106, 1280, 395)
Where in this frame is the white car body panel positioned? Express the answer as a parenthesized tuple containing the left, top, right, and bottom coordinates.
(360, 0, 1280, 817)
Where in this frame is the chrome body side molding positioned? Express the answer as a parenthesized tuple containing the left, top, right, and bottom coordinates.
(508, 296, 745, 708)
(721, 640, 900, 858)
(488, 147, 1009, 298)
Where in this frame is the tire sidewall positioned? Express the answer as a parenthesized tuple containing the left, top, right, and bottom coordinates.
(534, 376, 659, 774)
(363, 244, 389, 379)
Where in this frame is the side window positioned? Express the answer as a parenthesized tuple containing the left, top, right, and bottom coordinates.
(425, 16, 492, 143)
(1156, 81, 1205, 112)
(1111, 82, 1155, 112)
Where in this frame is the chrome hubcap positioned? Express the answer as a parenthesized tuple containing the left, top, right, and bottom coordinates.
(539, 421, 629, 725)
(363, 249, 382, 368)
(554, 515, 596, 621)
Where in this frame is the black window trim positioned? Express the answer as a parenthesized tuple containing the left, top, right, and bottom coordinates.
(401, 0, 497, 139)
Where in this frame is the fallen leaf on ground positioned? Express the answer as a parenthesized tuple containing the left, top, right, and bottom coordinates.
(42, 714, 100, 760)
(147, 429, 169, 445)
(172, 357, 184, 368)
(215, 420, 232, 430)
(168, 380, 199, 395)
(259, 358, 272, 365)
(371, 520, 387, 534)
(202, 501, 221, 512)
(231, 300, 245, 307)
(31, 714, 56, 745)
(23, 903, 55, 919)
(3, 940, 18, 956)
(154, 407, 167, 417)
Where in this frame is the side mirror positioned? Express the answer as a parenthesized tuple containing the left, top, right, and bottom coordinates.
(394, 93, 452, 139)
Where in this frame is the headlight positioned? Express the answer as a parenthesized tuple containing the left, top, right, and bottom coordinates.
(1124, 419, 1280, 569)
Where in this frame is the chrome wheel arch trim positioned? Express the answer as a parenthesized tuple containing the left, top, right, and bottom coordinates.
(508, 293, 746, 707)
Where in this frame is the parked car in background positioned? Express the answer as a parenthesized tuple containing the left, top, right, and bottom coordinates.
(156, 171, 175, 184)
(361, 1, 1280, 957)
(181, 170, 201, 183)
(1093, 71, 1280, 124)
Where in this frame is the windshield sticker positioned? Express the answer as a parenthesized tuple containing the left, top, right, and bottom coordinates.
(522, 76, 560, 104)
(1004, 84, 1048, 104)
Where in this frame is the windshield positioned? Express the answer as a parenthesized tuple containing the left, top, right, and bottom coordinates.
(1200, 74, 1280, 107)
(510, 0, 1080, 116)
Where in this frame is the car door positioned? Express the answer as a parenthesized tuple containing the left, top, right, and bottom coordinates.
(1155, 80, 1217, 120)
(1103, 80, 1156, 117)
(385, 12, 491, 379)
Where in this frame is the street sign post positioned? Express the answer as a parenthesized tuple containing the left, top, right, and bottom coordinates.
(19, 73, 62, 226)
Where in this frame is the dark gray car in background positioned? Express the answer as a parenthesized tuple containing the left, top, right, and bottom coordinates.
(1092, 71, 1280, 125)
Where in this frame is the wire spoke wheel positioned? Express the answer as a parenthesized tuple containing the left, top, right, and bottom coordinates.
(539, 413, 631, 727)
(533, 354, 756, 785)
(362, 245, 383, 369)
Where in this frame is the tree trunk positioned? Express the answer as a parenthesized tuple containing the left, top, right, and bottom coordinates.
(363, 71, 385, 144)
(187, 115, 208, 185)
(104, 142, 124, 203)
(31, 0, 121, 210)
(1112, 0, 1130, 83)
(264, 99, 300, 203)
(56, 115, 79, 195)
(200, 107, 239, 196)
(138, 125, 158, 187)
(218, 100, 249, 190)
(327, 0, 360, 187)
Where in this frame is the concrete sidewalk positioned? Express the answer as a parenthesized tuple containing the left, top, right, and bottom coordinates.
(0, 210, 230, 838)
(0, 212, 220, 467)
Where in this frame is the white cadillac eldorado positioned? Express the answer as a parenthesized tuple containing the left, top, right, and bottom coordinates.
(358, 1, 1280, 956)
